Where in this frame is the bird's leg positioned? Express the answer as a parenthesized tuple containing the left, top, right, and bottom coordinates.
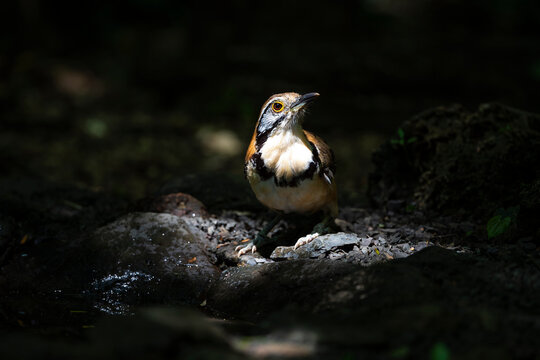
(253, 214, 282, 246)
(236, 214, 282, 255)
(294, 215, 335, 250)
(312, 215, 335, 235)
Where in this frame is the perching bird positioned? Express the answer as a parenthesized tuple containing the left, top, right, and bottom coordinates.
(237, 92, 337, 255)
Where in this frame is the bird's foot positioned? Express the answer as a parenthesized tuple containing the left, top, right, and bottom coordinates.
(236, 242, 257, 255)
(235, 233, 272, 256)
(294, 232, 320, 250)
(293, 217, 336, 250)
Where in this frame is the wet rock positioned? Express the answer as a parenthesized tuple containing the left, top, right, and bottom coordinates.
(83, 212, 220, 313)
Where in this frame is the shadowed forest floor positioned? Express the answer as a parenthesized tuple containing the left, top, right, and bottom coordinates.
(1, 1, 539, 359)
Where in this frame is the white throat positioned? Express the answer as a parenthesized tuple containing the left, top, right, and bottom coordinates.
(259, 126, 313, 181)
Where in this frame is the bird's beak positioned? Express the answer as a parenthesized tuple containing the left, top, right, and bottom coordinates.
(290, 92, 320, 112)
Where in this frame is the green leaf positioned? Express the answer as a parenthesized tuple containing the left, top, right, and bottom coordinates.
(498, 124, 512, 133)
(407, 136, 418, 144)
(430, 342, 450, 360)
(397, 128, 405, 139)
(390, 139, 401, 145)
(405, 203, 416, 213)
(487, 215, 512, 239)
(84, 118, 108, 138)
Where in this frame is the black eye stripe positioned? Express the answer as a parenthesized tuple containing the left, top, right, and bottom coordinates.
(256, 113, 286, 150)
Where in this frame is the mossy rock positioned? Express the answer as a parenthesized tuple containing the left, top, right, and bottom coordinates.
(368, 103, 540, 238)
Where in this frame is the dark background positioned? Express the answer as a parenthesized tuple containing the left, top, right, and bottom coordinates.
(2, 0, 539, 202)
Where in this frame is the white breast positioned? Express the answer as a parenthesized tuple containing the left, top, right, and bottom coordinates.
(246, 128, 336, 214)
(259, 129, 313, 181)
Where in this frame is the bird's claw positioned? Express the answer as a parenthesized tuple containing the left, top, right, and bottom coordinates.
(235, 242, 257, 256)
(293, 232, 320, 250)
(236, 232, 272, 256)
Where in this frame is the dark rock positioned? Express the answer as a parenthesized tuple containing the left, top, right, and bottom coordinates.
(267, 231, 431, 266)
(177, 209, 269, 265)
(368, 103, 540, 239)
(157, 174, 263, 212)
(206, 246, 539, 358)
(135, 192, 209, 218)
(386, 199, 405, 211)
(270, 232, 361, 260)
(0, 177, 128, 245)
(83, 212, 220, 313)
(207, 260, 359, 321)
(0, 307, 243, 360)
(0, 216, 17, 252)
(237, 253, 274, 266)
(360, 237, 372, 247)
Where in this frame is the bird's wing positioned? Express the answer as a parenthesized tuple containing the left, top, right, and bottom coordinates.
(245, 131, 257, 163)
(304, 130, 336, 184)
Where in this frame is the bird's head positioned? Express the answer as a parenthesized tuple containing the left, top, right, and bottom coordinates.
(255, 92, 319, 138)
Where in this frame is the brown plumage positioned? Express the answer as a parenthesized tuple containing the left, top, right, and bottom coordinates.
(244, 92, 338, 217)
(237, 92, 338, 254)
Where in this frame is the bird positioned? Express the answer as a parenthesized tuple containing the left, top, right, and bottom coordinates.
(237, 92, 338, 255)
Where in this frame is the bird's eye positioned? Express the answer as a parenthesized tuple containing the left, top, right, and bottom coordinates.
(272, 101, 284, 112)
